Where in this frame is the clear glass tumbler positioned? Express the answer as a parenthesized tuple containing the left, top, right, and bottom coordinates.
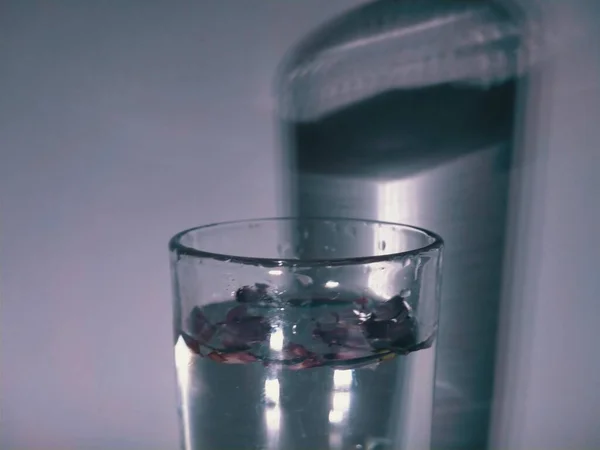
(170, 218, 443, 450)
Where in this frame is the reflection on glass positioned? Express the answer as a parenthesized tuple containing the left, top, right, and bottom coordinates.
(264, 329, 284, 449)
(264, 374, 281, 449)
(333, 370, 353, 389)
(264, 378, 280, 406)
(269, 328, 284, 352)
(332, 391, 351, 412)
(328, 410, 345, 425)
(369, 179, 417, 298)
(174, 336, 193, 450)
(329, 369, 354, 447)
(264, 405, 281, 432)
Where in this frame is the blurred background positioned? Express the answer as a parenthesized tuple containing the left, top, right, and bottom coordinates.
(0, 1, 598, 449)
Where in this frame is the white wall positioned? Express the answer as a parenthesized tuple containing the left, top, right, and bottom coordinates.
(0, 2, 366, 449)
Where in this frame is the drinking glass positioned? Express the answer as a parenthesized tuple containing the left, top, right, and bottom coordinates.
(170, 217, 443, 450)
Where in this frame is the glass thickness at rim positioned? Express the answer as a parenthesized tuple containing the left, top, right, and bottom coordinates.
(168, 217, 443, 268)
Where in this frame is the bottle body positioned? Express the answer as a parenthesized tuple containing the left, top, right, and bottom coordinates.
(277, 0, 534, 447)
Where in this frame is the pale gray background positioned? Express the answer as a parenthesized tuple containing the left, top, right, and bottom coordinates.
(0, 1, 598, 449)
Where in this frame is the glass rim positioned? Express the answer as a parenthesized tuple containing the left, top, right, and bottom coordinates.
(168, 217, 443, 268)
